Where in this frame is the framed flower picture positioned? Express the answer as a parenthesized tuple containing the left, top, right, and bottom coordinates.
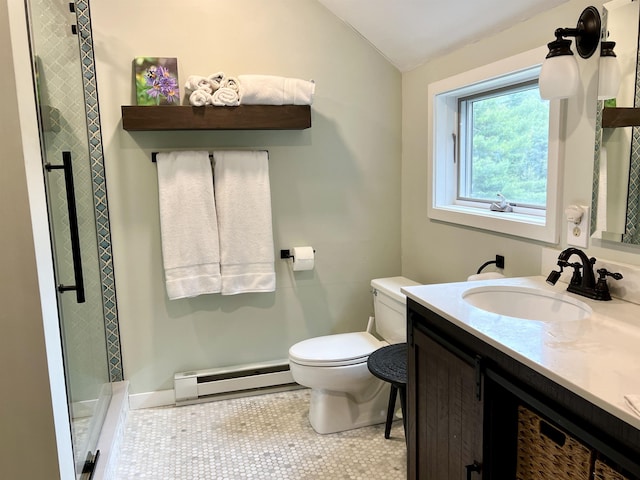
(134, 57, 180, 105)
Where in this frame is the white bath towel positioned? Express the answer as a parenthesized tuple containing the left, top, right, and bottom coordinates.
(625, 394, 640, 418)
(212, 87, 240, 107)
(213, 150, 275, 295)
(238, 74, 315, 105)
(185, 75, 213, 94)
(156, 151, 221, 299)
(189, 89, 212, 107)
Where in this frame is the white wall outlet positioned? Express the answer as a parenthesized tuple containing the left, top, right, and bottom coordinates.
(566, 205, 590, 248)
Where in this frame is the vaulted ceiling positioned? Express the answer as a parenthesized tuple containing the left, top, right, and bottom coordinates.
(316, 0, 570, 71)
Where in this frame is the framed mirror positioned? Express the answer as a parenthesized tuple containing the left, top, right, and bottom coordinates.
(592, 0, 640, 244)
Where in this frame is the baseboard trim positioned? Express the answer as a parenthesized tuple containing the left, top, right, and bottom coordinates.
(128, 389, 176, 410)
(128, 383, 305, 410)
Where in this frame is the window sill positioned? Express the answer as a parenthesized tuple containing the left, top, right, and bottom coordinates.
(428, 204, 557, 243)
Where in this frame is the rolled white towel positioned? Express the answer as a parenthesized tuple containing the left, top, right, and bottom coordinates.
(212, 87, 239, 107)
(238, 74, 315, 105)
(223, 76, 240, 93)
(185, 75, 213, 94)
(208, 72, 225, 92)
(189, 89, 212, 107)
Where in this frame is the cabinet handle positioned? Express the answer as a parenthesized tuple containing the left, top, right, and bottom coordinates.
(465, 461, 481, 480)
(408, 311, 414, 346)
(474, 355, 483, 400)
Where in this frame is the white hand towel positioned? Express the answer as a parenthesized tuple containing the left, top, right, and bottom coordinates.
(185, 75, 213, 94)
(624, 394, 640, 418)
(213, 150, 275, 295)
(222, 76, 241, 92)
(208, 72, 226, 91)
(156, 151, 221, 299)
(238, 74, 315, 105)
(212, 87, 240, 107)
(189, 89, 212, 107)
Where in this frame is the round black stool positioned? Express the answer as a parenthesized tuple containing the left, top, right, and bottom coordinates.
(367, 343, 407, 440)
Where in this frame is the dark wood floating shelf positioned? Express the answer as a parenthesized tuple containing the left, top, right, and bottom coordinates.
(602, 107, 640, 128)
(121, 105, 311, 131)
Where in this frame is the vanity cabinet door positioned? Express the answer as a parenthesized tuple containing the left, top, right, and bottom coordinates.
(408, 325, 484, 480)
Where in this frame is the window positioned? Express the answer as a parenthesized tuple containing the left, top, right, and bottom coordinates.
(458, 81, 549, 208)
(428, 47, 562, 243)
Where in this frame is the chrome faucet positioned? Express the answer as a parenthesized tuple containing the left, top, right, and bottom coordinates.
(546, 247, 622, 301)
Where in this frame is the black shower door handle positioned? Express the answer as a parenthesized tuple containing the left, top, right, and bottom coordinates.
(45, 151, 85, 303)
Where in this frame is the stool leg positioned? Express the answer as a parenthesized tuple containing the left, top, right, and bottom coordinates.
(385, 384, 398, 439)
(399, 385, 407, 443)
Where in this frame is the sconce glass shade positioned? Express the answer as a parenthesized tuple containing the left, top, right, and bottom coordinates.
(598, 41, 621, 100)
(539, 40, 580, 100)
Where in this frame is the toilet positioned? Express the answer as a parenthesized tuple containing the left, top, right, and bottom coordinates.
(288, 276, 419, 434)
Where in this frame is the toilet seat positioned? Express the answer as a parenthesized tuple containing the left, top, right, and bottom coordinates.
(289, 332, 386, 367)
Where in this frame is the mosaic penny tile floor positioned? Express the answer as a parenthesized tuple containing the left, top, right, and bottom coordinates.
(115, 388, 406, 479)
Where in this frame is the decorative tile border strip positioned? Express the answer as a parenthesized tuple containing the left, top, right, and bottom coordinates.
(591, 8, 606, 238)
(623, 34, 640, 245)
(74, 0, 123, 382)
(591, 101, 602, 236)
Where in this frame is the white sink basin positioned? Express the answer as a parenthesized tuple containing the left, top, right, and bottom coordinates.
(462, 285, 592, 321)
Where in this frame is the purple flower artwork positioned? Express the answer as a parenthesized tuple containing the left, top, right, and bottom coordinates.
(134, 57, 180, 106)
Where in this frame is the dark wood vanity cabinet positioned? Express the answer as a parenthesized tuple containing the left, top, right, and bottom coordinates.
(407, 298, 640, 480)
(408, 318, 483, 479)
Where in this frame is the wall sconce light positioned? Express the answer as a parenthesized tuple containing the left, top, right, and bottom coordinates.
(598, 41, 621, 101)
(539, 6, 601, 100)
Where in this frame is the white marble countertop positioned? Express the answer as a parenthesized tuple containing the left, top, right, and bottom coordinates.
(402, 276, 640, 431)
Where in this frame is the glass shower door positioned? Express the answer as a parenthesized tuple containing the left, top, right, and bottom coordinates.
(26, 0, 112, 477)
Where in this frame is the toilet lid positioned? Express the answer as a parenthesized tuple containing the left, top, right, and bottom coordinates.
(289, 332, 386, 367)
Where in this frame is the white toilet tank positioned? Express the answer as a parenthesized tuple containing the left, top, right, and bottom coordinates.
(371, 276, 420, 344)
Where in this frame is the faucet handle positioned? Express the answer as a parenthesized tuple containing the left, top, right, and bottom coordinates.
(594, 268, 623, 301)
(597, 268, 623, 281)
(546, 270, 562, 285)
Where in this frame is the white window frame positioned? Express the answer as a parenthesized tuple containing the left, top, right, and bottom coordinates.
(427, 46, 562, 244)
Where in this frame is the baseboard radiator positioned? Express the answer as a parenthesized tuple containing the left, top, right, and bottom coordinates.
(174, 359, 298, 406)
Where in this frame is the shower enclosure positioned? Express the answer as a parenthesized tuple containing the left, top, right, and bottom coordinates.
(24, 0, 121, 477)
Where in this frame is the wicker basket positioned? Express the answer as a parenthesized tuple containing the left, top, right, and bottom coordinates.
(593, 458, 631, 480)
(515, 405, 593, 480)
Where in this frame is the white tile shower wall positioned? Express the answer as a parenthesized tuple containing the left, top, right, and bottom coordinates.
(32, 0, 109, 393)
(541, 247, 640, 305)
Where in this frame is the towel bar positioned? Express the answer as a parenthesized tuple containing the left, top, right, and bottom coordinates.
(151, 152, 214, 162)
(151, 150, 269, 162)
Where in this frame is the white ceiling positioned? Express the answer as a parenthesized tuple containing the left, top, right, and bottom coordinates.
(316, 0, 570, 72)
